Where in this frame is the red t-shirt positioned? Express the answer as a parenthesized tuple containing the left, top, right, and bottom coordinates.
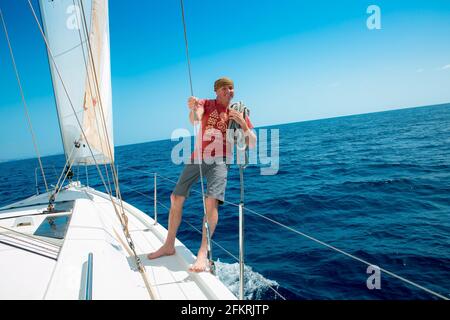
(191, 99, 253, 162)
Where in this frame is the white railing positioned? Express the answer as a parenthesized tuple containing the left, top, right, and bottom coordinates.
(117, 165, 449, 301)
(32, 163, 448, 300)
(119, 165, 283, 300)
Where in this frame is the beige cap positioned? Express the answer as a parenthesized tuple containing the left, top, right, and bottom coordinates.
(214, 77, 234, 91)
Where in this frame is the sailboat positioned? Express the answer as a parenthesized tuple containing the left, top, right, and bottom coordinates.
(0, 0, 236, 300)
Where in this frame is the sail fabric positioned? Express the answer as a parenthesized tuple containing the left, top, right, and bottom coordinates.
(39, 0, 113, 165)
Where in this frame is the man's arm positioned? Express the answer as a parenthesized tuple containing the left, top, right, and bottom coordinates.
(188, 96, 204, 124)
(228, 109, 257, 149)
(243, 124, 257, 149)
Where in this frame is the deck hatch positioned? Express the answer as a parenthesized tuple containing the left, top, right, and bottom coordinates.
(33, 215, 71, 239)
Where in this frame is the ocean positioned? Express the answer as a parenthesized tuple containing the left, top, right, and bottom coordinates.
(1, 103, 449, 300)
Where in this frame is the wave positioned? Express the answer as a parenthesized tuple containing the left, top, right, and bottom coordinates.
(215, 260, 281, 300)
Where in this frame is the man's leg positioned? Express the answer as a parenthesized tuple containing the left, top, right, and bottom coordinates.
(147, 164, 200, 259)
(147, 194, 185, 259)
(189, 197, 219, 272)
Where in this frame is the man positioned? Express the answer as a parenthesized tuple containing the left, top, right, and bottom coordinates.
(147, 77, 257, 272)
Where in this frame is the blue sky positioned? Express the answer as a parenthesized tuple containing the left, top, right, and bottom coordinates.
(1, 0, 450, 161)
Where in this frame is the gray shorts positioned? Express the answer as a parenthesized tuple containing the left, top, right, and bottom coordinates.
(173, 161, 228, 204)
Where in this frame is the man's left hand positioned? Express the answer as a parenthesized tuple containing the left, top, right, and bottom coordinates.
(229, 109, 248, 131)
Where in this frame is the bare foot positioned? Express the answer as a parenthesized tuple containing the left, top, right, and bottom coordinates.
(189, 252, 210, 273)
(147, 244, 175, 260)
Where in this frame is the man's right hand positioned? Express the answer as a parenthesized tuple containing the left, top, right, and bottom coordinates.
(188, 96, 199, 110)
(188, 96, 204, 123)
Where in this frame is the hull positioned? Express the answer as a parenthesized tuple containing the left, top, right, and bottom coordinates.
(0, 182, 236, 300)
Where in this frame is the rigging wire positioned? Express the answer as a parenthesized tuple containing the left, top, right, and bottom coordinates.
(15, 0, 446, 302)
(26, 0, 154, 299)
(179, 0, 215, 274)
(0, 8, 49, 195)
(243, 206, 449, 300)
(72, 0, 113, 196)
(77, 0, 117, 197)
(119, 166, 450, 301)
(51, 143, 77, 204)
(180, 0, 194, 96)
(119, 182, 286, 300)
(74, 2, 151, 293)
(27, 0, 120, 229)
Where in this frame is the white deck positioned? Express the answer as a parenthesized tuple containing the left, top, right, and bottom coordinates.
(0, 183, 236, 300)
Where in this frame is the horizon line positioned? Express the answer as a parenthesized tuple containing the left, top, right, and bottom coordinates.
(1, 101, 449, 164)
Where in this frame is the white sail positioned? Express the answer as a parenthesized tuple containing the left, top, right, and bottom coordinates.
(39, 0, 113, 165)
